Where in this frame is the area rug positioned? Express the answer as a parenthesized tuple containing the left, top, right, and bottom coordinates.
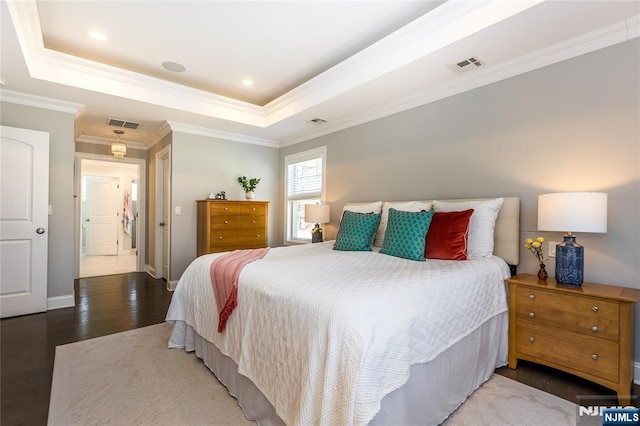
(49, 323, 578, 425)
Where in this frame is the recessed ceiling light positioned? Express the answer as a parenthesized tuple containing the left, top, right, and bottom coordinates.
(162, 61, 186, 73)
(87, 30, 107, 41)
(242, 79, 254, 87)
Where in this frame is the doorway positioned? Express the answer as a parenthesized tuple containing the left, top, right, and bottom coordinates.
(75, 155, 146, 279)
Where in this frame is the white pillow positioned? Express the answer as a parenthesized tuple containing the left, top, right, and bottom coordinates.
(374, 201, 433, 247)
(433, 198, 504, 258)
(341, 201, 383, 217)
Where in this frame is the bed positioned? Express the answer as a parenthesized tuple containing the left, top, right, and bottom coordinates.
(166, 197, 520, 425)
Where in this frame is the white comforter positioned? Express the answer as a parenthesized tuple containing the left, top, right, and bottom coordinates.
(166, 242, 510, 425)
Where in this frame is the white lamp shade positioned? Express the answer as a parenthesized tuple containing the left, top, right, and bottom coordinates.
(537, 192, 607, 233)
(305, 204, 330, 224)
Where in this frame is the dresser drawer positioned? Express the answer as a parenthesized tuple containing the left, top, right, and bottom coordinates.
(241, 204, 266, 215)
(209, 215, 241, 229)
(210, 229, 267, 247)
(241, 215, 266, 228)
(209, 203, 241, 215)
(515, 320, 618, 382)
(515, 301, 619, 341)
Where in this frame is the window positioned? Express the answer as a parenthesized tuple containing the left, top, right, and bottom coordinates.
(284, 146, 326, 244)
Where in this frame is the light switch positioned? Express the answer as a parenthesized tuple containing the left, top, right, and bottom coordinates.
(48, 205, 52, 215)
(548, 241, 559, 257)
(175, 206, 181, 215)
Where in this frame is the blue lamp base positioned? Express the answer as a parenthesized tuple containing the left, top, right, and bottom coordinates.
(555, 235, 584, 286)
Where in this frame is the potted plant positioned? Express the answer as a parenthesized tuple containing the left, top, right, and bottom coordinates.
(237, 176, 261, 199)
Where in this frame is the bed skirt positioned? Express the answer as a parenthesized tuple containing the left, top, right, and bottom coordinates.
(168, 312, 507, 425)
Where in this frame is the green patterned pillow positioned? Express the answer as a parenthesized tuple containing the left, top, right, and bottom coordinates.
(380, 208, 434, 261)
(333, 210, 381, 251)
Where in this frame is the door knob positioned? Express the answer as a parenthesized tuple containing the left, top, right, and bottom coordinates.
(85, 218, 90, 222)
(159, 222, 165, 227)
(36, 228, 45, 234)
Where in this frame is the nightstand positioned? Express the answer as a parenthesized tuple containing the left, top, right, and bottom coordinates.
(507, 273, 640, 405)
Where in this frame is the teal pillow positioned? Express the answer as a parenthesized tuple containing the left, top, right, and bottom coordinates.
(333, 210, 381, 251)
(380, 208, 434, 261)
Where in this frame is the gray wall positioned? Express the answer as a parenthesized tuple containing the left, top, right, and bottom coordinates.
(170, 131, 280, 280)
(1, 102, 76, 299)
(282, 39, 639, 289)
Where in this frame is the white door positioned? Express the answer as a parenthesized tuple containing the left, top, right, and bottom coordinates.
(0, 125, 49, 318)
(161, 159, 170, 280)
(85, 176, 118, 256)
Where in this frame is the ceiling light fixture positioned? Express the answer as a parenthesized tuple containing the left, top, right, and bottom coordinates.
(162, 62, 186, 73)
(242, 79, 254, 86)
(87, 30, 107, 41)
(111, 130, 127, 158)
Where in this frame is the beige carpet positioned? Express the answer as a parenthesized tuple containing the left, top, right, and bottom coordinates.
(49, 323, 578, 426)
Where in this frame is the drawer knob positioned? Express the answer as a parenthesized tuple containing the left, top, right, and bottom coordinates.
(529, 294, 535, 300)
(592, 306, 599, 313)
(219, 236, 223, 239)
(252, 207, 256, 211)
(224, 221, 228, 224)
(591, 326, 598, 333)
(592, 354, 598, 360)
(528, 312, 535, 318)
(224, 207, 229, 211)
(256, 235, 261, 238)
(529, 336, 535, 343)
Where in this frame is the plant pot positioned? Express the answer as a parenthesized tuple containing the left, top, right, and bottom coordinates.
(245, 191, 254, 200)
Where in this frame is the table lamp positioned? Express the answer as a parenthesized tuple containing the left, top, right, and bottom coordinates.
(305, 204, 330, 243)
(537, 192, 607, 286)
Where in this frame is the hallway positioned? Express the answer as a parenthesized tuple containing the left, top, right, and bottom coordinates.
(79, 253, 137, 278)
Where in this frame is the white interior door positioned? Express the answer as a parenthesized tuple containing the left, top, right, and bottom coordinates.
(162, 159, 170, 280)
(85, 176, 118, 256)
(0, 125, 49, 318)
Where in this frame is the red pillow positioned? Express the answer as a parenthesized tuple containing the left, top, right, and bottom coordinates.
(425, 209, 474, 260)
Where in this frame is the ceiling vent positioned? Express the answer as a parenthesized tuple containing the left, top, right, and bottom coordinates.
(308, 118, 327, 125)
(108, 118, 140, 130)
(448, 57, 484, 74)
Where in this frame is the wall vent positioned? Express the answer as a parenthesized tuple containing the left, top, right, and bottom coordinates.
(448, 57, 484, 74)
(108, 118, 140, 129)
(308, 118, 327, 125)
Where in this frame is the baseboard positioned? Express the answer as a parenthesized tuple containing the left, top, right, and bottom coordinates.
(167, 280, 178, 291)
(146, 265, 157, 278)
(47, 295, 75, 310)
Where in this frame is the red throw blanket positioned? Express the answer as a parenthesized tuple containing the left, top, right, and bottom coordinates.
(210, 247, 270, 332)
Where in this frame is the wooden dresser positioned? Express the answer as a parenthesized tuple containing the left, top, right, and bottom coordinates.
(507, 273, 639, 405)
(196, 200, 268, 256)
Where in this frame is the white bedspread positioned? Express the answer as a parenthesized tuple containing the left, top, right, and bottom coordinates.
(166, 242, 510, 425)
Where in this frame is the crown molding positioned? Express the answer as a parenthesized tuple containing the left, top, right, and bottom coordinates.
(167, 121, 279, 148)
(280, 14, 640, 147)
(0, 89, 84, 114)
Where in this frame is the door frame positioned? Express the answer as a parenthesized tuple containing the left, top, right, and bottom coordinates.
(74, 153, 147, 279)
(154, 145, 171, 286)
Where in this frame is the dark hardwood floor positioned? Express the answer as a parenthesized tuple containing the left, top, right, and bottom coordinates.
(1, 273, 173, 426)
(1, 272, 637, 425)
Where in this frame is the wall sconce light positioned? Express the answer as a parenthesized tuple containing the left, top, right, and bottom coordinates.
(305, 204, 330, 243)
(537, 192, 607, 286)
(111, 130, 127, 158)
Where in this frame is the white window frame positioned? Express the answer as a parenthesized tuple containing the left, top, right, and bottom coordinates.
(284, 146, 327, 245)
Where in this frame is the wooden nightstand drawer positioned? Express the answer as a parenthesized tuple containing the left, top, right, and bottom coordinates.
(516, 320, 618, 382)
(515, 288, 619, 341)
(516, 287, 619, 321)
